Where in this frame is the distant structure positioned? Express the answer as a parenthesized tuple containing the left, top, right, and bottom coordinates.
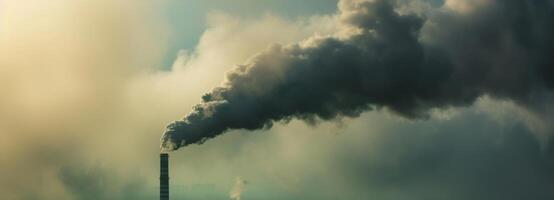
(160, 153, 169, 200)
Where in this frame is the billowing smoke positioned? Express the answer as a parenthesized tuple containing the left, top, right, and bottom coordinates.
(229, 177, 247, 200)
(161, 0, 554, 151)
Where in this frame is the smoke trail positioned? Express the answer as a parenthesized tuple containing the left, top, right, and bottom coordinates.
(161, 0, 554, 151)
(229, 177, 247, 200)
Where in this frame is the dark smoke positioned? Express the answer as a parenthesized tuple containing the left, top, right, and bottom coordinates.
(161, 0, 554, 151)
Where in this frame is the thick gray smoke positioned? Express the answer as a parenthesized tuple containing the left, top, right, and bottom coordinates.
(161, 0, 554, 151)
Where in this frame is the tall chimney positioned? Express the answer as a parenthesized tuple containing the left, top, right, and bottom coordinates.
(160, 153, 169, 200)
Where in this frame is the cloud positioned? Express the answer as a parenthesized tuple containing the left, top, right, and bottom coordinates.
(328, 104, 554, 200)
(0, 0, 167, 199)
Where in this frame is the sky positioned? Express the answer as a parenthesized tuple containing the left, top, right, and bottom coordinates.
(162, 0, 338, 68)
(1, 0, 554, 200)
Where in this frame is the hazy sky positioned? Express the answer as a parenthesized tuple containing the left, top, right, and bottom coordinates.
(1, 0, 554, 200)
(160, 0, 338, 68)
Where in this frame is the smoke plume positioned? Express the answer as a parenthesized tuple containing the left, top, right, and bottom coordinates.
(229, 177, 247, 200)
(161, 0, 554, 151)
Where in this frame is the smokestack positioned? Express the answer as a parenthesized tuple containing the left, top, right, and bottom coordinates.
(160, 153, 169, 200)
